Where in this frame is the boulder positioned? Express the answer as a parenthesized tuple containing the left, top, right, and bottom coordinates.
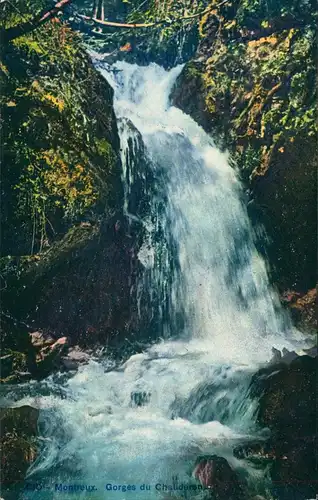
(61, 346, 91, 371)
(252, 355, 316, 436)
(193, 455, 245, 500)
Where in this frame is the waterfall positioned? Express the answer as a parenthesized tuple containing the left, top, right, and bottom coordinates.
(17, 62, 302, 499)
(103, 62, 295, 362)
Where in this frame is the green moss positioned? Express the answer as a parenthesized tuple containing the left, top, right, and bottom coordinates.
(1, 5, 119, 257)
(0, 3, 123, 376)
(184, 62, 203, 79)
(173, 0, 317, 291)
(234, 145, 262, 182)
(195, 1, 317, 177)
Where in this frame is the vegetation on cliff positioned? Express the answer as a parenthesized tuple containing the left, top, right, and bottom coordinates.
(172, 0, 317, 298)
(1, 1, 120, 256)
(70, 0, 208, 66)
(0, 0, 123, 382)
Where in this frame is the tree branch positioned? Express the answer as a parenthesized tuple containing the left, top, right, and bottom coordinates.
(77, 0, 230, 30)
(77, 13, 156, 28)
(2, 0, 73, 43)
(2, 0, 231, 45)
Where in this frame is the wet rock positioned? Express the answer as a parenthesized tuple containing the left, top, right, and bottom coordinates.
(252, 355, 316, 436)
(286, 288, 317, 335)
(270, 347, 282, 364)
(250, 355, 317, 499)
(303, 346, 317, 358)
(36, 336, 68, 378)
(88, 405, 112, 417)
(61, 346, 91, 371)
(233, 441, 275, 465)
(130, 391, 151, 407)
(0, 406, 39, 494)
(281, 348, 298, 364)
(30, 330, 55, 349)
(193, 455, 245, 500)
(270, 347, 304, 366)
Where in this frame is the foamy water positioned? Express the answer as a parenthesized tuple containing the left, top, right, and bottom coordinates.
(8, 62, 305, 499)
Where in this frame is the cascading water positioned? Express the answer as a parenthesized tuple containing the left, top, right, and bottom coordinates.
(8, 62, 304, 499)
(103, 62, 296, 361)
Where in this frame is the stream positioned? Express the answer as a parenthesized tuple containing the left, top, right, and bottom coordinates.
(4, 61, 305, 500)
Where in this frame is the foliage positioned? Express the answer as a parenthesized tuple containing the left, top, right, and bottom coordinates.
(197, 0, 317, 178)
(235, 0, 315, 28)
(126, 0, 208, 65)
(173, 0, 317, 291)
(1, 3, 118, 256)
(71, 0, 208, 67)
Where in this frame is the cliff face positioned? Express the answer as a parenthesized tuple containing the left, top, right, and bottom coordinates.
(0, 6, 143, 381)
(171, 0, 317, 305)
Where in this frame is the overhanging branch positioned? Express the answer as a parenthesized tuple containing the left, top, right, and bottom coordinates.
(77, 0, 230, 30)
(2, 0, 73, 43)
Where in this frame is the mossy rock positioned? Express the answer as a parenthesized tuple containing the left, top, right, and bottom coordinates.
(171, 0, 317, 293)
(1, 5, 121, 258)
(1, 216, 139, 351)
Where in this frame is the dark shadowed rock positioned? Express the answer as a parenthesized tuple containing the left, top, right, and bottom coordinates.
(281, 348, 298, 364)
(303, 346, 318, 358)
(130, 391, 151, 407)
(249, 354, 317, 499)
(252, 355, 316, 436)
(0, 406, 39, 494)
(0, 314, 36, 383)
(270, 347, 282, 364)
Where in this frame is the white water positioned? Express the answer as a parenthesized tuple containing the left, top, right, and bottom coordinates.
(16, 63, 304, 499)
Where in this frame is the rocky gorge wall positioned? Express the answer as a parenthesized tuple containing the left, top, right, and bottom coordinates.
(0, 3, 148, 383)
(0, 3, 317, 498)
(1, 0, 316, 382)
(170, 0, 317, 330)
